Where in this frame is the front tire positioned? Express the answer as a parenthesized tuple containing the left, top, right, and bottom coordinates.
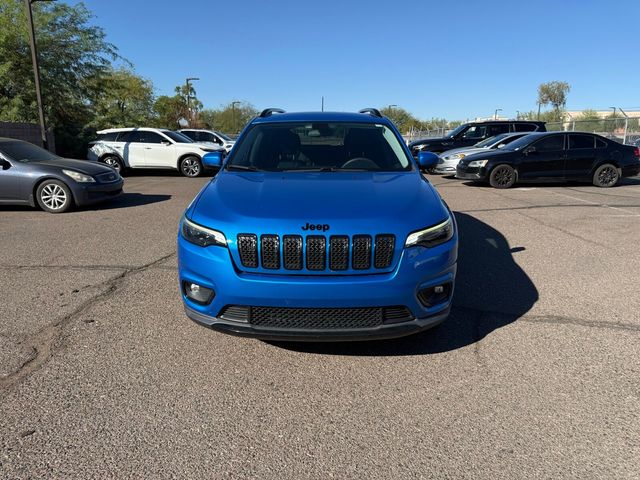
(489, 164, 516, 189)
(36, 180, 72, 213)
(101, 155, 124, 175)
(180, 156, 202, 177)
(592, 163, 619, 188)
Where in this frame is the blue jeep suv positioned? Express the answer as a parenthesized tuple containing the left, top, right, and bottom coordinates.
(177, 109, 458, 341)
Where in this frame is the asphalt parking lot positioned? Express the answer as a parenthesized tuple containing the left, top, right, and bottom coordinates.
(1, 172, 640, 479)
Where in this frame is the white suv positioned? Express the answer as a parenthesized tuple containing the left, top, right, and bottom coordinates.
(87, 128, 224, 177)
(178, 129, 236, 153)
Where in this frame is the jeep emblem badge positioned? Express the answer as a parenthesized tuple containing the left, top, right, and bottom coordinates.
(301, 222, 330, 232)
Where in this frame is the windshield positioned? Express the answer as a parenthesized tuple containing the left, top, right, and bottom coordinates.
(474, 134, 507, 148)
(447, 124, 467, 138)
(0, 141, 59, 162)
(502, 135, 538, 151)
(227, 122, 413, 172)
(164, 131, 194, 143)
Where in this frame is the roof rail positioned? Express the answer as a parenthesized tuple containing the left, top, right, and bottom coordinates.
(259, 108, 286, 118)
(358, 108, 383, 118)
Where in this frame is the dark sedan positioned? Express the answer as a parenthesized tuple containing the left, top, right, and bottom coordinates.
(456, 132, 640, 188)
(0, 138, 123, 213)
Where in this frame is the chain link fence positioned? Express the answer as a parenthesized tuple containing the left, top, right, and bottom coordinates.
(404, 126, 453, 144)
(545, 117, 640, 145)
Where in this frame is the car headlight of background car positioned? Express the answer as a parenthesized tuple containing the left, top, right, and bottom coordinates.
(181, 216, 227, 247)
(405, 216, 454, 248)
(62, 169, 95, 183)
(444, 153, 465, 161)
(467, 159, 489, 168)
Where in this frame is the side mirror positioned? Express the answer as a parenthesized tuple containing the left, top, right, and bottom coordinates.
(524, 146, 536, 155)
(418, 151, 439, 170)
(202, 151, 223, 168)
(162, 141, 172, 146)
(0, 158, 10, 170)
(497, 143, 506, 149)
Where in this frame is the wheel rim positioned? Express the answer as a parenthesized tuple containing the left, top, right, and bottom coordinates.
(104, 157, 121, 172)
(182, 158, 200, 176)
(493, 166, 513, 186)
(40, 184, 67, 210)
(598, 166, 618, 186)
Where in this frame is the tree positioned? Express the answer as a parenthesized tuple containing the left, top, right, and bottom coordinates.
(88, 68, 155, 129)
(200, 102, 259, 134)
(152, 84, 203, 129)
(537, 81, 570, 119)
(0, 0, 119, 156)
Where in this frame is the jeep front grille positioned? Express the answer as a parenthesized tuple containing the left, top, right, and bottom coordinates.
(235, 233, 396, 272)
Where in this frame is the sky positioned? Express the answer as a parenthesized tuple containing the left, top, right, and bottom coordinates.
(70, 0, 640, 121)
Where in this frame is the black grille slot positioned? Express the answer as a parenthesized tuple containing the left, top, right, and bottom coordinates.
(352, 235, 372, 270)
(329, 236, 349, 271)
(306, 236, 326, 271)
(218, 305, 250, 322)
(374, 235, 395, 269)
(237, 234, 258, 268)
(283, 235, 303, 270)
(382, 306, 413, 324)
(260, 235, 280, 269)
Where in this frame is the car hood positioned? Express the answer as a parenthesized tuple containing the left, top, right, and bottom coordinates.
(189, 171, 449, 237)
(32, 157, 115, 175)
(409, 137, 451, 148)
(458, 148, 515, 165)
(440, 146, 489, 159)
(177, 142, 224, 152)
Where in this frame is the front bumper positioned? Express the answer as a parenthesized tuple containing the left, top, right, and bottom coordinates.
(455, 165, 487, 181)
(178, 233, 458, 341)
(72, 179, 124, 206)
(185, 304, 450, 341)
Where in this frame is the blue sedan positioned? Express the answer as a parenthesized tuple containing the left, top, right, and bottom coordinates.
(0, 137, 123, 213)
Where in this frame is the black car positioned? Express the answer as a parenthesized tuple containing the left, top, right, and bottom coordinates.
(0, 138, 123, 213)
(455, 132, 640, 188)
(409, 120, 546, 156)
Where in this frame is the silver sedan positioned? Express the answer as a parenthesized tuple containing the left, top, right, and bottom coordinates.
(434, 133, 530, 174)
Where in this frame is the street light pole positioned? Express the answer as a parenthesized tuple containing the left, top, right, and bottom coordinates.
(25, 0, 51, 150)
(231, 101, 241, 133)
(185, 77, 199, 126)
(494, 108, 502, 120)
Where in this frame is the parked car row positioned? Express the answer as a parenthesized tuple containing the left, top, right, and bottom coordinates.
(422, 131, 640, 188)
(87, 127, 228, 177)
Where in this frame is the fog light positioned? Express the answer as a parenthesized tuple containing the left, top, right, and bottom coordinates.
(418, 282, 452, 307)
(183, 281, 215, 305)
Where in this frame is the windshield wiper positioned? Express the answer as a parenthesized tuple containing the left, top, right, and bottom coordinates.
(226, 164, 261, 172)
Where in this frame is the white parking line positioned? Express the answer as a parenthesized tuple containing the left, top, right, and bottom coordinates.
(544, 189, 639, 215)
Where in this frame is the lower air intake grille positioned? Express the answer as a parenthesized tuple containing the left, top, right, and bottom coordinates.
(216, 305, 414, 329)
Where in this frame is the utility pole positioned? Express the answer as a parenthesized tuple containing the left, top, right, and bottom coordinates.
(231, 101, 241, 133)
(516, 110, 520, 120)
(321, 96, 324, 112)
(25, 0, 54, 150)
(494, 108, 502, 120)
(185, 77, 199, 126)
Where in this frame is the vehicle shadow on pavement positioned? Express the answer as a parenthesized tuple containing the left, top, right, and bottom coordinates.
(272, 212, 539, 356)
(84, 192, 172, 210)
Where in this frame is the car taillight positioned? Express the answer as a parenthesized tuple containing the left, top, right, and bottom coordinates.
(634, 147, 640, 158)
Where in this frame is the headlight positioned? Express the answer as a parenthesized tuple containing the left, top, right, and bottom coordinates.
(181, 216, 227, 247)
(405, 216, 454, 248)
(446, 153, 464, 161)
(468, 159, 488, 168)
(62, 169, 95, 183)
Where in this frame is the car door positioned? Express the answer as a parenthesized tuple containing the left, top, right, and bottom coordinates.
(517, 134, 566, 180)
(565, 134, 598, 179)
(0, 157, 25, 202)
(139, 131, 175, 168)
(118, 131, 147, 167)
(456, 125, 489, 147)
